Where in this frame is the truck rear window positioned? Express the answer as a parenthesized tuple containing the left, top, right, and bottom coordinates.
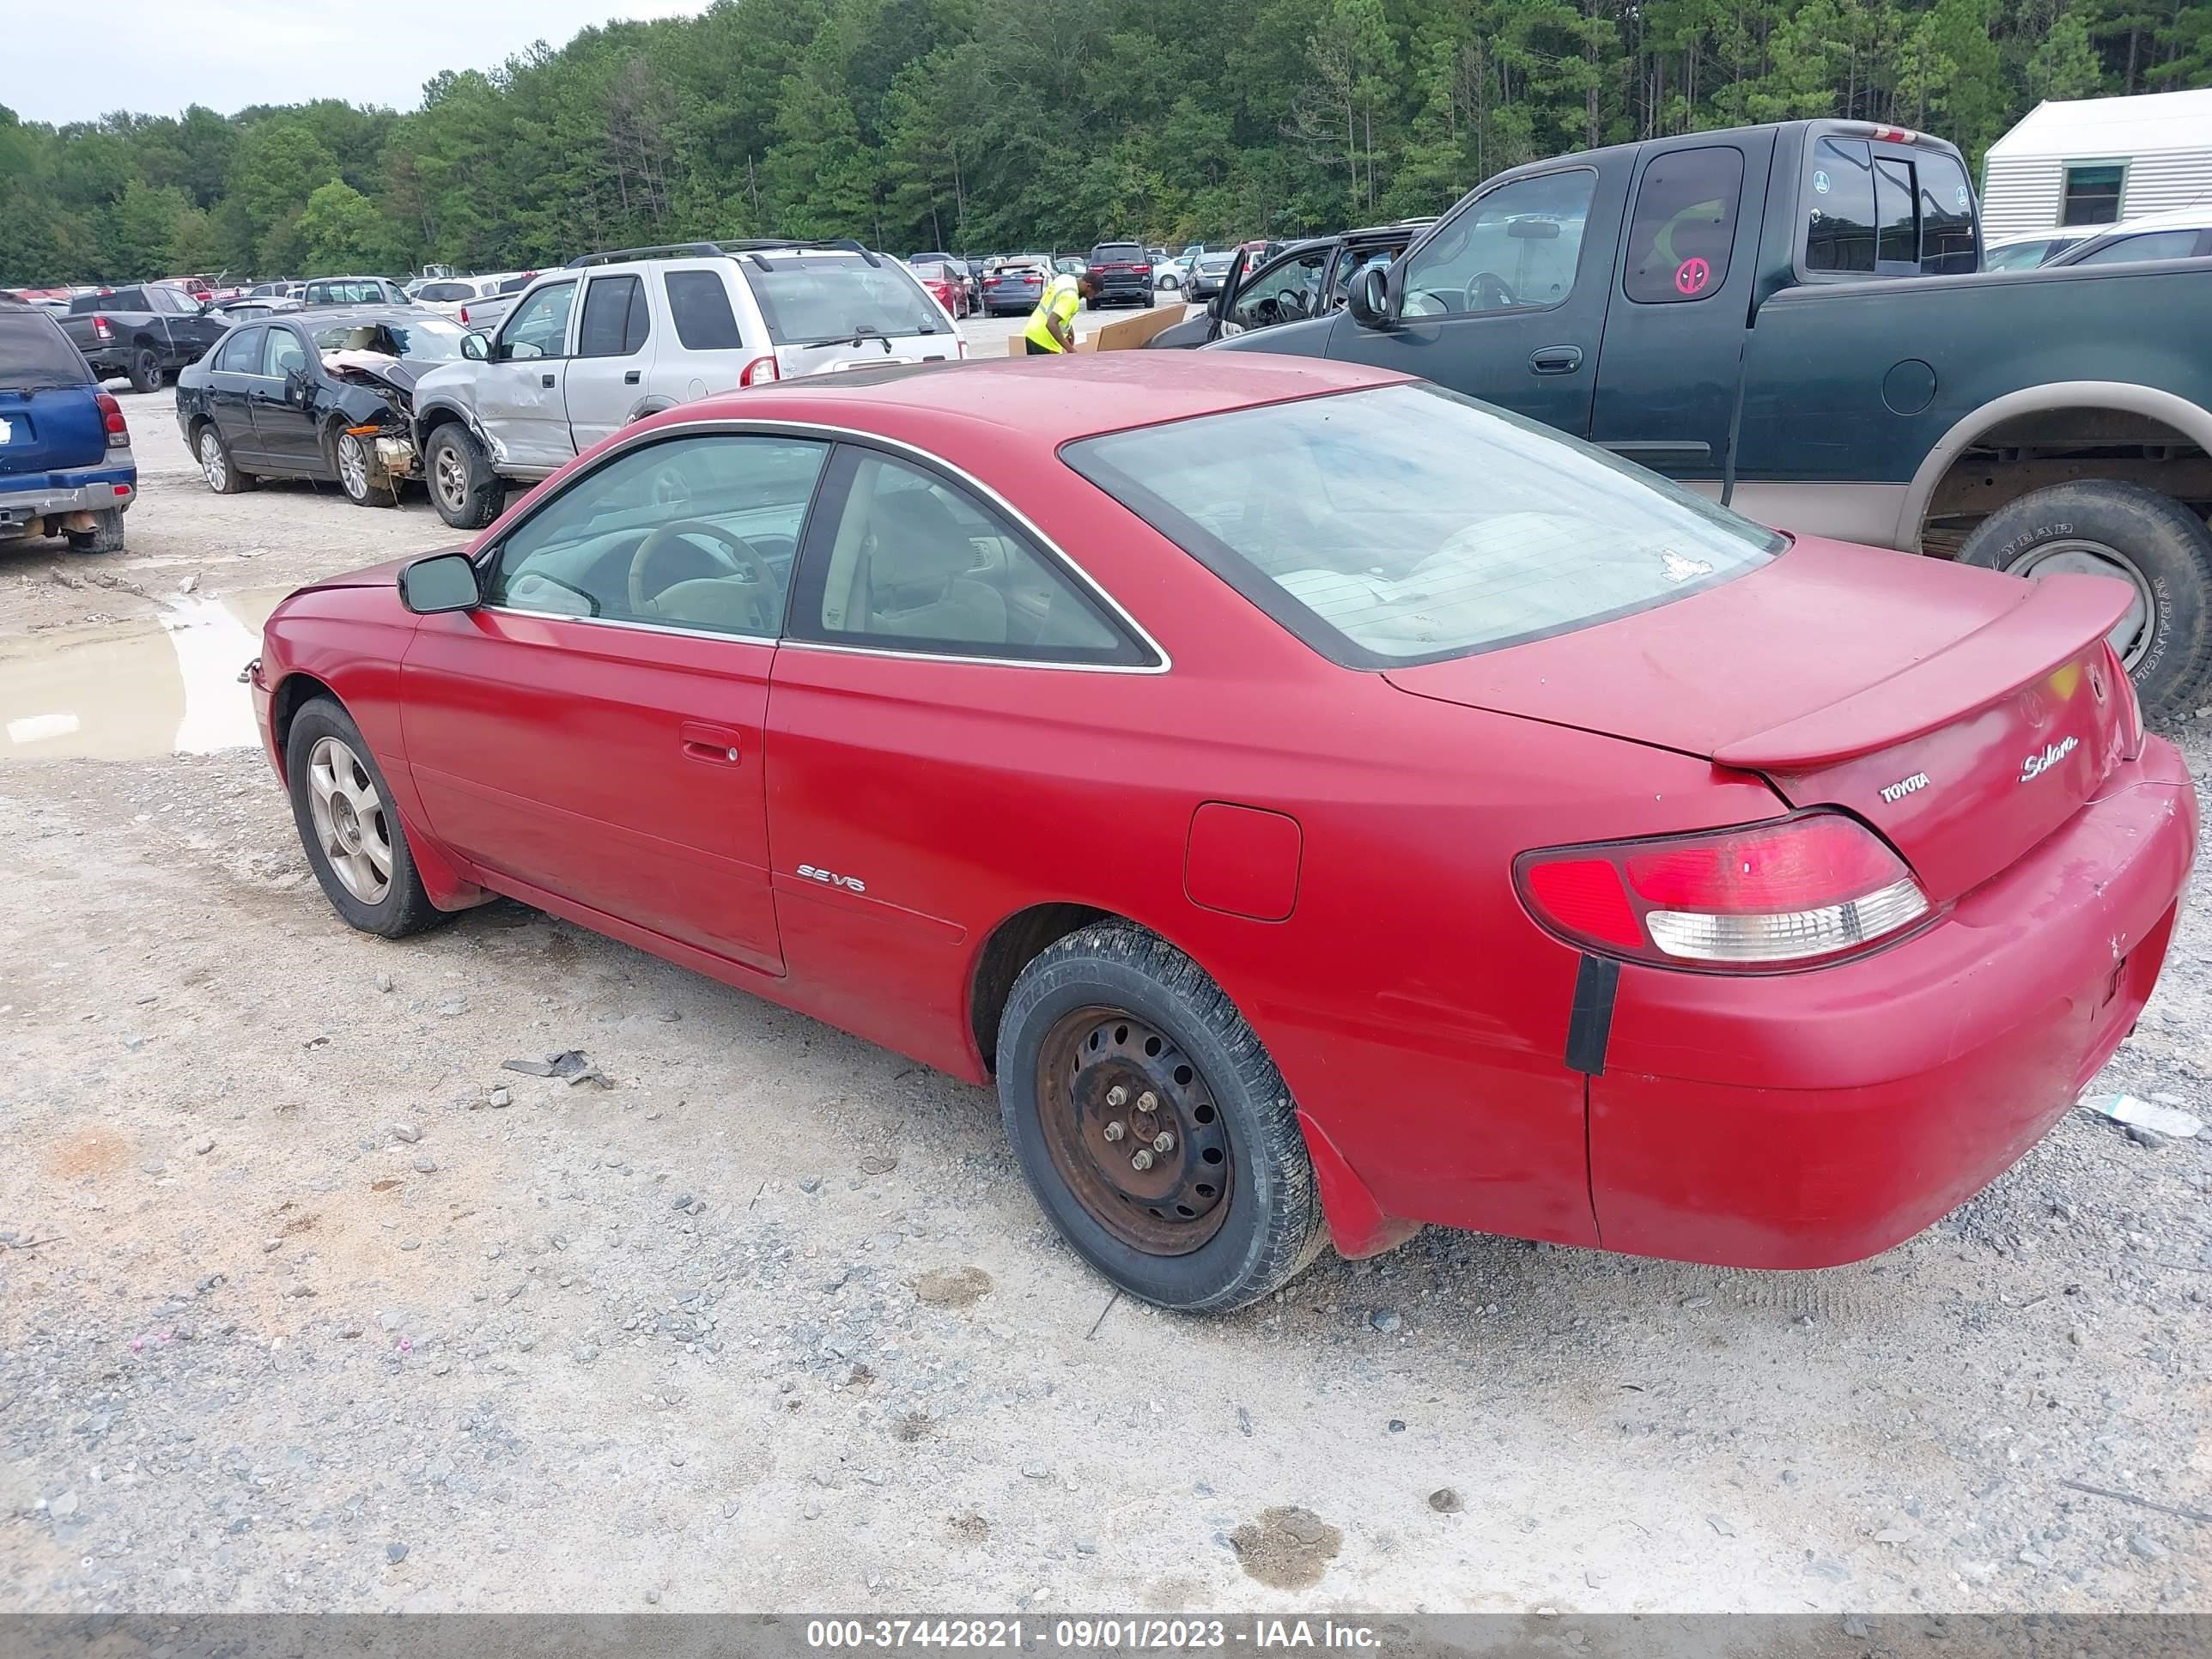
(1805, 137, 1978, 276)
(747, 259, 944, 345)
(1065, 383, 1783, 669)
(0, 313, 94, 385)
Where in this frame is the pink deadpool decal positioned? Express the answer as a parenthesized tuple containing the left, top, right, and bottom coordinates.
(1674, 258, 1711, 296)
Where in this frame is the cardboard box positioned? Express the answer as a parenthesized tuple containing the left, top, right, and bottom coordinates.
(1006, 301, 1197, 356)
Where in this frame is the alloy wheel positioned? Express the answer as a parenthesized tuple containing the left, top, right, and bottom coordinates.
(305, 734, 393, 904)
(1036, 1007, 1233, 1255)
(199, 430, 227, 491)
(337, 433, 370, 501)
(2007, 538, 2155, 670)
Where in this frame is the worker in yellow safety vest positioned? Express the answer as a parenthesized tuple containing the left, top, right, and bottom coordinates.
(1024, 270, 1101, 355)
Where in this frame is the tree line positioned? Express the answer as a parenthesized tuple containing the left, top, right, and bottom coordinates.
(2, 0, 2205, 288)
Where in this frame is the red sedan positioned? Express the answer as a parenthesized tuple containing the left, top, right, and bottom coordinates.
(248, 355, 2197, 1311)
(908, 262, 969, 320)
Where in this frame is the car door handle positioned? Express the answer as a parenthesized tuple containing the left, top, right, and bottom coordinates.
(540, 374, 556, 388)
(1529, 345, 1583, 374)
(680, 721, 744, 764)
(623, 369, 641, 385)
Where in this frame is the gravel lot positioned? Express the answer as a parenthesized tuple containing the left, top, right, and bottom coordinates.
(0, 318, 2207, 1616)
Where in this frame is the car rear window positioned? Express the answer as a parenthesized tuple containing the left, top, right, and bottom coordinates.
(665, 270, 744, 350)
(0, 311, 93, 385)
(745, 258, 945, 345)
(1091, 244, 1146, 262)
(1063, 383, 1783, 669)
(417, 282, 473, 302)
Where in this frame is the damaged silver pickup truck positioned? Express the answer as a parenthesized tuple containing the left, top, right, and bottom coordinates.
(172, 307, 472, 507)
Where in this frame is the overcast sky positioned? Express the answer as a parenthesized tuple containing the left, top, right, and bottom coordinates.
(12, 0, 710, 126)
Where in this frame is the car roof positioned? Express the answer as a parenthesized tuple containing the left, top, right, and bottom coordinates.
(678, 352, 1404, 447)
(281, 305, 441, 329)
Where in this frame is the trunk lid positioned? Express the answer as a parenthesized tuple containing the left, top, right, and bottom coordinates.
(1385, 538, 2136, 903)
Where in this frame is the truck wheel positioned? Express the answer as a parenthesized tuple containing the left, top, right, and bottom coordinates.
(196, 424, 255, 495)
(1958, 481, 2212, 723)
(425, 425, 502, 531)
(334, 430, 398, 508)
(126, 348, 161, 394)
(996, 922, 1326, 1312)
(64, 507, 125, 554)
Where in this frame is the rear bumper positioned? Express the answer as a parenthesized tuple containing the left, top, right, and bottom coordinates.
(1589, 737, 2197, 1268)
(0, 465, 137, 537)
(1091, 276, 1151, 301)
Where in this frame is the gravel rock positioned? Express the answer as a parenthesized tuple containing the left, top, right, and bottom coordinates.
(2130, 1533, 2170, 1564)
(386, 1541, 409, 1565)
(390, 1123, 421, 1144)
(1369, 1310, 1402, 1334)
(411, 1153, 438, 1175)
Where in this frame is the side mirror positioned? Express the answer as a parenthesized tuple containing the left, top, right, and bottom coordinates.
(399, 551, 481, 615)
(460, 331, 489, 362)
(1206, 293, 1224, 319)
(1348, 264, 1392, 328)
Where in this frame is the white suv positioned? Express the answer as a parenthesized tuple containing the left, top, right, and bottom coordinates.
(408, 240, 966, 529)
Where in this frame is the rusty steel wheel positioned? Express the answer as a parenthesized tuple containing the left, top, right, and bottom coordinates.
(1036, 1007, 1233, 1255)
(997, 922, 1325, 1311)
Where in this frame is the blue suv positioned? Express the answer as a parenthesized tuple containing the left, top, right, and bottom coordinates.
(0, 300, 136, 553)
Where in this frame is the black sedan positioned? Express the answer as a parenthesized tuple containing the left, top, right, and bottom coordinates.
(173, 308, 470, 507)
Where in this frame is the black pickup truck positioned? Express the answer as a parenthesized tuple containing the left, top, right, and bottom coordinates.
(1219, 118, 2212, 720)
(60, 283, 228, 392)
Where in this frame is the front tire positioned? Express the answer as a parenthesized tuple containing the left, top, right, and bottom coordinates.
(334, 429, 398, 508)
(284, 697, 447, 939)
(126, 349, 161, 394)
(425, 424, 502, 531)
(1957, 481, 2212, 722)
(997, 923, 1325, 1312)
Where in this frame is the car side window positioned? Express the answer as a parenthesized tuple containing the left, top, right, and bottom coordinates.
(793, 450, 1141, 663)
(216, 326, 264, 373)
(1399, 169, 1595, 318)
(578, 274, 650, 358)
(665, 270, 744, 350)
(260, 326, 307, 380)
(500, 282, 576, 361)
(2071, 228, 2206, 266)
(486, 434, 829, 636)
(1622, 147, 1743, 303)
(1231, 251, 1328, 331)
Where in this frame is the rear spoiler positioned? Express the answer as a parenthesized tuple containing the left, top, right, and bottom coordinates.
(1712, 572, 2133, 769)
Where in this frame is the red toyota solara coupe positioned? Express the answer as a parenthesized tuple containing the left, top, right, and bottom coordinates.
(247, 352, 2197, 1312)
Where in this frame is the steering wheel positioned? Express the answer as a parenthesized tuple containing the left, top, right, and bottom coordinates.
(1474, 272, 1520, 309)
(627, 520, 775, 616)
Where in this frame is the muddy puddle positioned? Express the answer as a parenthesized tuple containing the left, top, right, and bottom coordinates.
(0, 587, 286, 762)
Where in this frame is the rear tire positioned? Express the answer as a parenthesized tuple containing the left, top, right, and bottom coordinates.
(126, 348, 161, 394)
(1957, 481, 2212, 723)
(284, 697, 448, 939)
(195, 423, 254, 495)
(64, 507, 125, 554)
(997, 922, 1325, 1312)
(425, 424, 502, 531)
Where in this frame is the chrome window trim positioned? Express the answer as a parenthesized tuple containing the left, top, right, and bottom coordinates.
(473, 415, 1172, 676)
(480, 606, 777, 648)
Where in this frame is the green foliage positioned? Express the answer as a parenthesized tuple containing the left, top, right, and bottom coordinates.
(3, 0, 2207, 286)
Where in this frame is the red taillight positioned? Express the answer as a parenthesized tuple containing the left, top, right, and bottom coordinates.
(1516, 811, 1929, 970)
(738, 355, 779, 387)
(459, 306, 470, 324)
(93, 316, 112, 341)
(95, 392, 128, 448)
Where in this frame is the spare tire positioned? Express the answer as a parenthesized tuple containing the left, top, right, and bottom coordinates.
(1957, 480, 2212, 724)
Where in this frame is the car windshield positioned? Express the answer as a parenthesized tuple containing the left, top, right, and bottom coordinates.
(0, 312, 92, 386)
(1064, 382, 1784, 668)
(747, 258, 942, 344)
(311, 316, 470, 361)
